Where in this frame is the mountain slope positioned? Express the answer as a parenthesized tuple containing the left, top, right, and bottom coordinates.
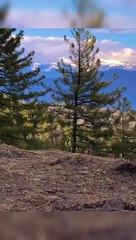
(31, 63, 136, 107)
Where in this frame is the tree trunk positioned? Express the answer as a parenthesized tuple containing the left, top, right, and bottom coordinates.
(72, 30, 81, 153)
(72, 107, 77, 153)
(121, 113, 125, 158)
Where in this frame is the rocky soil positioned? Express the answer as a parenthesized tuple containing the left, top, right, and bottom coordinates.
(0, 144, 136, 212)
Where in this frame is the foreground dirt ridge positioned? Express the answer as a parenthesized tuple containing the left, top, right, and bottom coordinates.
(0, 144, 136, 211)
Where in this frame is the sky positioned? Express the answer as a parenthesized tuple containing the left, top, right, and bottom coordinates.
(19, 28, 136, 68)
(16, 28, 136, 108)
(2, 0, 136, 28)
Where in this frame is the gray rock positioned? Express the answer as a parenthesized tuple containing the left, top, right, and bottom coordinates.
(0, 145, 22, 158)
(102, 199, 125, 211)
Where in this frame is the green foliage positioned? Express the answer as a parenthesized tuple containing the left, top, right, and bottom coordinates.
(111, 97, 136, 159)
(52, 28, 124, 154)
(0, 29, 50, 146)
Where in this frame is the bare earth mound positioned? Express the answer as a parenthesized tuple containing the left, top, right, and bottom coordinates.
(0, 144, 136, 211)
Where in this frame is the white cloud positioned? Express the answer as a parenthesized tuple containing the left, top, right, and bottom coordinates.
(101, 59, 124, 67)
(21, 35, 69, 64)
(121, 48, 135, 58)
(32, 62, 41, 70)
(59, 57, 72, 65)
(3, 9, 70, 28)
(99, 39, 118, 45)
(24, 36, 64, 42)
(95, 39, 136, 67)
(44, 63, 58, 72)
(20, 35, 136, 69)
(99, 47, 136, 67)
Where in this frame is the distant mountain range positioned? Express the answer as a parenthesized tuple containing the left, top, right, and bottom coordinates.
(100, 64, 136, 71)
(33, 62, 136, 72)
(32, 63, 136, 108)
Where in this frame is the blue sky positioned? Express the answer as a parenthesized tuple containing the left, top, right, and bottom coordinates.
(10, 0, 69, 10)
(9, 0, 136, 14)
(22, 28, 136, 48)
(3, 0, 136, 27)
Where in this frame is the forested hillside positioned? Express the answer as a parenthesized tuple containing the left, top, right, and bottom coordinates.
(0, 28, 136, 159)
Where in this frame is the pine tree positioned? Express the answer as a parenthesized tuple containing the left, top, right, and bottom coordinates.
(52, 28, 124, 153)
(119, 97, 132, 158)
(80, 108, 114, 156)
(0, 29, 49, 146)
(26, 101, 54, 147)
(112, 97, 136, 159)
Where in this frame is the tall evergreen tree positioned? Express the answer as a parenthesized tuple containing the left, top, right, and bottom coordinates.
(112, 97, 136, 159)
(119, 97, 132, 158)
(52, 28, 124, 153)
(0, 29, 49, 146)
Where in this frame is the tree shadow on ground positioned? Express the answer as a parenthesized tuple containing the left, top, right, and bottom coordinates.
(115, 162, 136, 176)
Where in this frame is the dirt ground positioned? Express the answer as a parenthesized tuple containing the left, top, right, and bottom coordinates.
(0, 144, 136, 212)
